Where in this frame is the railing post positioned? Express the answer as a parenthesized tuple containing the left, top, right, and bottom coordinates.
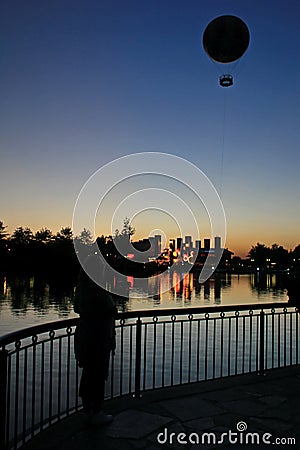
(259, 310, 265, 375)
(134, 317, 142, 398)
(0, 348, 8, 449)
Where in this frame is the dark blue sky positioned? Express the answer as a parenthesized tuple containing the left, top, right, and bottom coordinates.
(1, 0, 299, 256)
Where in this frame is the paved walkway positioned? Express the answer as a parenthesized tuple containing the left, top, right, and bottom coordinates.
(23, 366, 300, 449)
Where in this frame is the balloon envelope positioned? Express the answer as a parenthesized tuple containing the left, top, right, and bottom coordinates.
(203, 15, 250, 63)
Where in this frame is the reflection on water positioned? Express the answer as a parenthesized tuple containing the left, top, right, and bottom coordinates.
(0, 272, 288, 335)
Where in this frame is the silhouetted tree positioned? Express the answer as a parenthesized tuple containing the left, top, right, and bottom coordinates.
(7, 226, 35, 273)
(77, 228, 94, 246)
(270, 243, 289, 269)
(120, 217, 135, 238)
(35, 228, 53, 243)
(248, 243, 270, 269)
(55, 227, 73, 241)
(10, 226, 33, 245)
(113, 217, 135, 258)
(0, 221, 8, 240)
(290, 244, 300, 270)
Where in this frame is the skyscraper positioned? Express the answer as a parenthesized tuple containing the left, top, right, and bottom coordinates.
(195, 240, 201, 250)
(176, 237, 183, 253)
(154, 235, 161, 257)
(214, 236, 221, 249)
(204, 239, 210, 250)
(185, 236, 192, 248)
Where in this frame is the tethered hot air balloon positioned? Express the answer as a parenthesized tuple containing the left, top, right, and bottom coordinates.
(203, 15, 250, 87)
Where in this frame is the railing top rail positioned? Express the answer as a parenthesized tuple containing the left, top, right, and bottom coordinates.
(0, 317, 79, 348)
(119, 301, 292, 320)
(0, 301, 293, 348)
(0, 302, 292, 347)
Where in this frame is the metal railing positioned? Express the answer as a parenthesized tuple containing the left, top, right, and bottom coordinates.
(0, 302, 299, 449)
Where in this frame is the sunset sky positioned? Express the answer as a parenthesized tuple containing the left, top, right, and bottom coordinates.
(1, 0, 299, 258)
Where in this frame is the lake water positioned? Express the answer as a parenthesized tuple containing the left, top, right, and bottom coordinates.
(0, 272, 288, 336)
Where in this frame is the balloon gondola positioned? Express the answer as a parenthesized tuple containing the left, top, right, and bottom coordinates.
(219, 74, 233, 87)
(203, 15, 250, 87)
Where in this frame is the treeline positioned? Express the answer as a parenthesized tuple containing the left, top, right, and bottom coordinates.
(0, 221, 79, 280)
(0, 218, 147, 279)
(245, 242, 300, 271)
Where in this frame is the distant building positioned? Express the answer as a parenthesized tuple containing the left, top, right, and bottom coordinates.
(148, 236, 154, 253)
(204, 239, 210, 250)
(214, 236, 221, 250)
(169, 239, 175, 251)
(176, 237, 183, 253)
(154, 235, 161, 257)
(195, 240, 201, 250)
(185, 236, 192, 248)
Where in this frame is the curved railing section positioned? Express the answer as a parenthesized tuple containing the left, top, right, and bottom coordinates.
(0, 302, 299, 449)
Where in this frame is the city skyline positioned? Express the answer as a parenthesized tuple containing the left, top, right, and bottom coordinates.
(1, 1, 299, 259)
(1, 218, 299, 261)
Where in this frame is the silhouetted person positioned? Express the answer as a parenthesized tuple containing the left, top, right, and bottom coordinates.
(74, 252, 117, 426)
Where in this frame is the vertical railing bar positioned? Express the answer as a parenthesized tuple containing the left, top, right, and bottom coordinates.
(162, 322, 166, 388)
(220, 314, 224, 378)
(152, 320, 157, 389)
(295, 309, 299, 365)
(196, 319, 200, 381)
(265, 314, 268, 370)
(204, 315, 208, 380)
(278, 313, 281, 368)
(295, 308, 299, 364)
(296, 308, 300, 364)
(188, 317, 192, 383)
(271, 310, 275, 368)
(57, 337, 62, 419)
(179, 321, 183, 385)
(129, 324, 133, 394)
(134, 317, 142, 398)
(40, 342, 44, 432)
(14, 344, 20, 448)
(22, 347, 28, 446)
(143, 323, 147, 391)
(228, 316, 231, 375)
(242, 315, 246, 374)
(66, 331, 71, 415)
(256, 314, 259, 371)
(212, 318, 216, 379)
(290, 312, 293, 366)
(120, 322, 124, 396)
(0, 348, 8, 450)
(235, 313, 239, 375)
(283, 309, 287, 367)
(249, 312, 253, 372)
(171, 318, 175, 386)
(31, 339, 36, 439)
(48, 333, 53, 426)
(259, 310, 265, 375)
(6, 353, 11, 448)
